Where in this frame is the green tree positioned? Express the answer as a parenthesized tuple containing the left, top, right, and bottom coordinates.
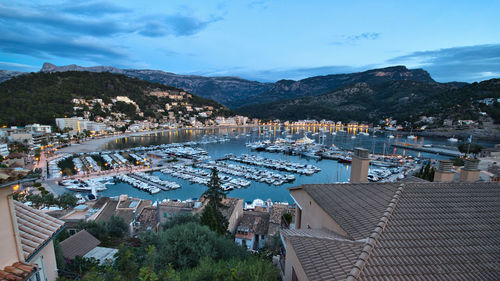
(115, 244, 139, 281)
(162, 213, 200, 230)
(200, 168, 229, 235)
(107, 215, 128, 238)
(57, 193, 78, 209)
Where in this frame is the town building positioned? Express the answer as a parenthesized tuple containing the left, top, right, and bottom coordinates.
(234, 210, 270, 250)
(279, 154, 499, 281)
(0, 180, 64, 281)
(0, 142, 8, 157)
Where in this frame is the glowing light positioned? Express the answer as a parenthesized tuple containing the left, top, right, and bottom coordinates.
(13, 184, 20, 191)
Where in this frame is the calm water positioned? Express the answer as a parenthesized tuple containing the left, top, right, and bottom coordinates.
(99, 126, 494, 203)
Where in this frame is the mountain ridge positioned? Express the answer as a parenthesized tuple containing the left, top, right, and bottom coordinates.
(36, 63, 448, 108)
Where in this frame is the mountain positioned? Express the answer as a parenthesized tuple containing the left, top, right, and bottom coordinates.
(234, 66, 439, 107)
(39, 63, 445, 108)
(0, 70, 25, 83)
(237, 79, 500, 123)
(0, 71, 231, 126)
(41, 63, 273, 108)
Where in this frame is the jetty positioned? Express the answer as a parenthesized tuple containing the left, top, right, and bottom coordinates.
(391, 143, 462, 157)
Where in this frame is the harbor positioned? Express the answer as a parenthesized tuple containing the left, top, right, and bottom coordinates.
(45, 126, 494, 203)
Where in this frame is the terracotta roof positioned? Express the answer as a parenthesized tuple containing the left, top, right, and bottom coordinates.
(296, 183, 401, 239)
(283, 228, 364, 281)
(59, 230, 100, 260)
(0, 262, 37, 281)
(286, 182, 500, 281)
(14, 201, 65, 261)
(221, 197, 242, 219)
(236, 211, 269, 235)
(354, 182, 500, 281)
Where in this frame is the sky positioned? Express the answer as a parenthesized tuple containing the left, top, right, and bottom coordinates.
(0, 0, 499, 82)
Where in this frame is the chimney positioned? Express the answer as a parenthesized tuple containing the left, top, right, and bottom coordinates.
(433, 160, 454, 182)
(460, 158, 480, 182)
(350, 148, 370, 183)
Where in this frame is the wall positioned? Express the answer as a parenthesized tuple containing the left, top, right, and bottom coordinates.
(290, 189, 349, 237)
(0, 188, 23, 267)
(227, 199, 244, 234)
(30, 240, 58, 281)
(284, 238, 309, 281)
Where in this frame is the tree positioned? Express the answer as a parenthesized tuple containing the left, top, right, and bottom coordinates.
(162, 213, 199, 230)
(107, 216, 128, 238)
(458, 142, 483, 157)
(200, 168, 229, 235)
(115, 244, 139, 281)
(57, 193, 78, 209)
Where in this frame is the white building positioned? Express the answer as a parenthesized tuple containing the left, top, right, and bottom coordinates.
(0, 143, 8, 157)
(25, 124, 52, 134)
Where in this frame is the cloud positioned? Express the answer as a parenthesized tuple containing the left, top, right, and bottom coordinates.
(0, 5, 129, 37)
(331, 32, 380, 45)
(0, 61, 38, 71)
(0, 31, 128, 62)
(198, 65, 374, 82)
(388, 44, 500, 82)
(59, 2, 131, 16)
(139, 15, 222, 37)
(248, 0, 270, 9)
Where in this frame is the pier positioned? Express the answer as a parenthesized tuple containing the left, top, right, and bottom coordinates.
(391, 143, 462, 157)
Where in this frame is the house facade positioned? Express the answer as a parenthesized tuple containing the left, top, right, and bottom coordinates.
(0, 180, 64, 281)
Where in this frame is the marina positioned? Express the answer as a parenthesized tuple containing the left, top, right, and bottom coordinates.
(47, 126, 495, 203)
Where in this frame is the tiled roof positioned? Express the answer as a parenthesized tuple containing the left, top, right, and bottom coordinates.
(236, 211, 270, 235)
(14, 201, 65, 261)
(0, 262, 37, 281)
(59, 230, 100, 260)
(299, 183, 401, 239)
(283, 228, 364, 281)
(288, 182, 500, 281)
(221, 197, 242, 219)
(354, 182, 500, 281)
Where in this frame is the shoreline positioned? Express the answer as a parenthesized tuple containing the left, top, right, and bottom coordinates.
(56, 125, 259, 153)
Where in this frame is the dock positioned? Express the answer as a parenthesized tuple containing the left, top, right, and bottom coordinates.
(391, 143, 462, 157)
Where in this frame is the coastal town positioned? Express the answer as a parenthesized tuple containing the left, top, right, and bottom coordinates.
(1, 1, 499, 279)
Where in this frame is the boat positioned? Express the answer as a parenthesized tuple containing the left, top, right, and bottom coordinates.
(448, 137, 458, 142)
(407, 135, 416, 139)
(388, 134, 395, 139)
(351, 135, 356, 139)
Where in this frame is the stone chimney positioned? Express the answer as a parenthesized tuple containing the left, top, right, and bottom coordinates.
(460, 158, 480, 182)
(433, 160, 454, 182)
(350, 148, 370, 183)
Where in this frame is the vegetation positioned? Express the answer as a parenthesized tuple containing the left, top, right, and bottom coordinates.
(237, 79, 500, 124)
(15, 191, 78, 209)
(415, 162, 436, 182)
(200, 168, 229, 235)
(77, 215, 128, 244)
(0, 71, 232, 126)
(70, 222, 279, 281)
(458, 142, 483, 157)
(57, 156, 75, 176)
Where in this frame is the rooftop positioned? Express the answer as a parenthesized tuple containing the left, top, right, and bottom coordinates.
(236, 211, 270, 235)
(59, 230, 100, 260)
(287, 182, 500, 281)
(292, 183, 401, 240)
(0, 262, 37, 281)
(14, 201, 65, 261)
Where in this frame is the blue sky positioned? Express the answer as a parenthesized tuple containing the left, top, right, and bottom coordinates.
(0, 0, 499, 82)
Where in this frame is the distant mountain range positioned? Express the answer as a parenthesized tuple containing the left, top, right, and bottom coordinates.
(0, 71, 230, 126)
(238, 79, 500, 123)
(1, 62, 498, 124)
(16, 63, 466, 108)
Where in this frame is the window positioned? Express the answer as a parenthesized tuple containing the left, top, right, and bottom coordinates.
(31, 256, 46, 281)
